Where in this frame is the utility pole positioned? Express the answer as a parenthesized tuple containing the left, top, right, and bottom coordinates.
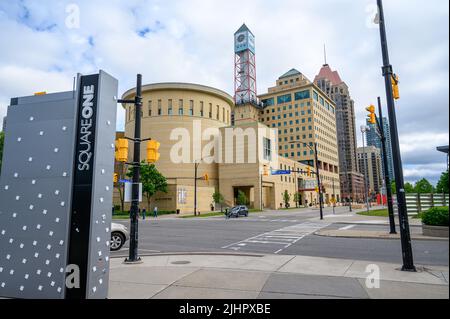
(314, 142, 324, 220)
(377, 0, 415, 271)
(377, 97, 396, 234)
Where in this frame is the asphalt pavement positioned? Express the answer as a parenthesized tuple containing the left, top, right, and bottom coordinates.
(112, 206, 449, 267)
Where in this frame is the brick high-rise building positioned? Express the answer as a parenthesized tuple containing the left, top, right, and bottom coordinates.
(315, 64, 364, 202)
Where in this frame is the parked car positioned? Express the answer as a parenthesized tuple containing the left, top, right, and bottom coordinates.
(226, 205, 249, 218)
(110, 223, 129, 251)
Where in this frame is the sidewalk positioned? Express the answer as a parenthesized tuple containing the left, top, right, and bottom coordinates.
(108, 253, 449, 299)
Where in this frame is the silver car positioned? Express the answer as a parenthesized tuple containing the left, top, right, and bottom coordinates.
(110, 223, 129, 251)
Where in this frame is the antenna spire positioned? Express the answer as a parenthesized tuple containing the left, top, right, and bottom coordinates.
(324, 44, 327, 65)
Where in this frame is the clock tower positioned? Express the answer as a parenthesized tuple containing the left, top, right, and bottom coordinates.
(234, 24, 260, 124)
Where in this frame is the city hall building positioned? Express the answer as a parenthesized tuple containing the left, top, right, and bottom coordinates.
(114, 82, 317, 214)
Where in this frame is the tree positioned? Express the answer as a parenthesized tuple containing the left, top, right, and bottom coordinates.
(127, 162, 168, 210)
(390, 180, 397, 194)
(0, 131, 4, 175)
(236, 190, 248, 206)
(436, 171, 449, 194)
(404, 182, 415, 193)
(212, 191, 225, 212)
(283, 190, 291, 209)
(293, 192, 301, 208)
(414, 178, 434, 194)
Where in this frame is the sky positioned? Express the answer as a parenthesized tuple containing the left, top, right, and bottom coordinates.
(0, 0, 448, 185)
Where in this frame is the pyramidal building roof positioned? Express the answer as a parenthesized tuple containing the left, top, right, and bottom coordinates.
(279, 68, 302, 79)
(314, 64, 343, 86)
(235, 23, 254, 36)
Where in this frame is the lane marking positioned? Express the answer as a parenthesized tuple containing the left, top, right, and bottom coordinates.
(222, 221, 330, 254)
(339, 225, 355, 231)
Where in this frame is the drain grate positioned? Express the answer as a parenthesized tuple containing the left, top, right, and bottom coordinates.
(171, 260, 191, 265)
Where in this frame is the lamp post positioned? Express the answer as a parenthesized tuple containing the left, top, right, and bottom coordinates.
(194, 156, 213, 216)
(360, 125, 370, 213)
(290, 141, 323, 220)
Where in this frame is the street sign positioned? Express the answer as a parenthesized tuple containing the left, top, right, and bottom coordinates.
(271, 170, 291, 175)
(124, 182, 142, 202)
(119, 179, 130, 183)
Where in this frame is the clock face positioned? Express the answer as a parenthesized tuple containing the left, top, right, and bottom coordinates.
(237, 34, 246, 43)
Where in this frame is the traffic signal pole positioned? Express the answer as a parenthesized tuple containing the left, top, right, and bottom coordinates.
(117, 74, 143, 264)
(377, 0, 415, 271)
(377, 97, 396, 234)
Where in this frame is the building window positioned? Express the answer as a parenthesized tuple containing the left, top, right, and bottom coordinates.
(200, 101, 204, 116)
(189, 100, 194, 116)
(263, 137, 272, 161)
(294, 90, 310, 100)
(216, 105, 220, 120)
(168, 99, 173, 115)
(178, 99, 184, 115)
(158, 100, 162, 115)
(277, 94, 292, 104)
(262, 98, 275, 107)
(313, 91, 319, 101)
(209, 103, 212, 118)
(148, 100, 152, 116)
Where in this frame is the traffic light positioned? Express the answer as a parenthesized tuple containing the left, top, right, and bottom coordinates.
(115, 139, 129, 163)
(366, 104, 376, 125)
(315, 186, 319, 193)
(203, 173, 209, 181)
(113, 173, 118, 183)
(262, 165, 269, 177)
(391, 74, 400, 100)
(146, 140, 160, 163)
(307, 167, 311, 177)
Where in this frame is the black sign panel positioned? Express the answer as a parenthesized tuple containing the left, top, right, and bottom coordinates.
(67, 74, 99, 299)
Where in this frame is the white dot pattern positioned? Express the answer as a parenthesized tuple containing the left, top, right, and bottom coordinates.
(0, 84, 116, 299)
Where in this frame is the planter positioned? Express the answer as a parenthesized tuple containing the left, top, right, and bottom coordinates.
(422, 224, 449, 238)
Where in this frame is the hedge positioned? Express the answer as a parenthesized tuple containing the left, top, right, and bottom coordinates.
(421, 207, 449, 226)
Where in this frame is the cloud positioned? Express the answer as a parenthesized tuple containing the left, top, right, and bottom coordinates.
(0, 0, 448, 185)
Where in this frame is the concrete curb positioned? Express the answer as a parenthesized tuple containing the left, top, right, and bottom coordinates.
(314, 230, 449, 241)
(110, 252, 265, 259)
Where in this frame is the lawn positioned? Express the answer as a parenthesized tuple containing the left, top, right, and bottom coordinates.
(357, 209, 422, 219)
(357, 209, 389, 217)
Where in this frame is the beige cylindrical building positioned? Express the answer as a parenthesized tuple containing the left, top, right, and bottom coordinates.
(121, 83, 234, 214)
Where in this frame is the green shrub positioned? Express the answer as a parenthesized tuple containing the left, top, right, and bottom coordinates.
(421, 207, 449, 226)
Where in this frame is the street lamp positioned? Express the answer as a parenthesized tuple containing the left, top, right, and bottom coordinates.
(360, 125, 370, 213)
(290, 140, 323, 220)
(193, 156, 213, 216)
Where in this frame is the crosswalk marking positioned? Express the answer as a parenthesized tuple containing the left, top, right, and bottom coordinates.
(222, 222, 329, 254)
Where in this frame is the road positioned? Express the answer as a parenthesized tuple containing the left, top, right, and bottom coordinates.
(112, 206, 449, 266)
